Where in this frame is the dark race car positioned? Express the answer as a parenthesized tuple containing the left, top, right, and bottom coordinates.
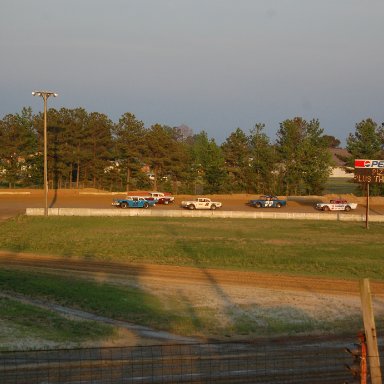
(248, 195, 287, 209)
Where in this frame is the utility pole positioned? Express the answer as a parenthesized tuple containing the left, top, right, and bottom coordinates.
(32, 91, 58, 216)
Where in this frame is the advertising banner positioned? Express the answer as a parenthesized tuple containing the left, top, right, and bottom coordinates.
(354, 159, 384, 184)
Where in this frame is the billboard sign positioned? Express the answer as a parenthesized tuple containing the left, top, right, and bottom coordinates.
(354, 159, 384, 183)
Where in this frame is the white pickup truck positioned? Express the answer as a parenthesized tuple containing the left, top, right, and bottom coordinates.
(181, 197, 222, 210)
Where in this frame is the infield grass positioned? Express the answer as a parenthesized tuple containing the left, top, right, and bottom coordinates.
(0, 215, 383, 280)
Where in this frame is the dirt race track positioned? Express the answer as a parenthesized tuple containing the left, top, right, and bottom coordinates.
(1, 188, 384, 216)
(1, 189, 384, 348)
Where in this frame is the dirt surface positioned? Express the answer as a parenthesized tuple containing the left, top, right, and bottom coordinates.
(1, 189, 384, 349)
(0, 188, 384, 216)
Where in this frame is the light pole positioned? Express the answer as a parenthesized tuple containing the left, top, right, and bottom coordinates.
(32, 91, 58, 216)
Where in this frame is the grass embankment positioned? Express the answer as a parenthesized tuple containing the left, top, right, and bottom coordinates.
(0, 296, 115, 350)
(0, 268, 368, 344)
(1, 216, 383, 346)
(0, 269, 176, 328)
(0, 216, 383, 279)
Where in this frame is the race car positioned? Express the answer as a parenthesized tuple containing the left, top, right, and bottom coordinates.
(315, 199, 358, 212)
(248, 195, 287, 208)
(144, 192, 175, 204)
(181, 197, 222, 210)
(112, 196, 156, 209)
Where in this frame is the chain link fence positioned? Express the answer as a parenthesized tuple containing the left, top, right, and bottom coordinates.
(0, 341, 363, 384)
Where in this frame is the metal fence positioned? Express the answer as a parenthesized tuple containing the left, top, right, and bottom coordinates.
(0, 341, 361, 384)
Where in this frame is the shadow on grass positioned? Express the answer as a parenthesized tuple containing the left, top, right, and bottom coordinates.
(171, 237, 342, 339)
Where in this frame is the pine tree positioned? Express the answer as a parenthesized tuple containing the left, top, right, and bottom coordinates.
(248, 123, 276, 194)
(277, 117, 332, 195)
(0, 107, 36, 187)
(113, 112, 147, 192)
(221, 128, 251, 192)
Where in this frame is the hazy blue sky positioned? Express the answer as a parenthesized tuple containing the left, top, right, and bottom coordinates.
(1, 0, 383, 145)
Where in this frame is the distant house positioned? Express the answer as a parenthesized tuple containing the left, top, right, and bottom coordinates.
(329, 148, 353, 178)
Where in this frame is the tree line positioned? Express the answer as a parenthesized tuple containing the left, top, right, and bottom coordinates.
(1, 107, 383, 195)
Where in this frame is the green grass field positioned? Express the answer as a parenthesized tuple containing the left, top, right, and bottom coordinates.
(0, 295, 115, 350)
(1, 216, 383, 347)
(0, 216, 383, 279)
(323, 177, 359, 195)
(0, 267, 368, 345)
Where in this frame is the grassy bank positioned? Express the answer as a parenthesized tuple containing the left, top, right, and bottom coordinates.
(0, 216, 384, 280)
(0, 295, 115, 351)
(0, 269, 180, 330)
(0, 268, 367, 343)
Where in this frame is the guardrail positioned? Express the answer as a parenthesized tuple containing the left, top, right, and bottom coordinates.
(0, 191, 31, 195)
(25, 208, 384, 222)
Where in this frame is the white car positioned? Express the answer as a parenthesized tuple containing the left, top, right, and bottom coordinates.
(315, 199, 358, 212)
(145, 192, 175, 204)
(181, 197, 222, 210)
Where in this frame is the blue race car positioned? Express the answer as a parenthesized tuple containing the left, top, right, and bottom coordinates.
(112, 196, 156, 209)
(248, 195, 287, 208)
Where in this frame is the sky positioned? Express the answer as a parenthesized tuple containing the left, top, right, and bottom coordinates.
(1, 0, 383, 146)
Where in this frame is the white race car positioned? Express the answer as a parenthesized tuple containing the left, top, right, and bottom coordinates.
(181, 197, 222, 210)
(315, 199, 358, 212)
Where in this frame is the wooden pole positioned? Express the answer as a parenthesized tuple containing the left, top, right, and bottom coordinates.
(360, 278, 382, 384)
(43, 94, 48, 216)
(365, 183, 370, 229)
